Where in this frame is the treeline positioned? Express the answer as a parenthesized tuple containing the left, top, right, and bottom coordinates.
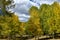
(0, 1, 60, 39)
(25, 2, 60, 37)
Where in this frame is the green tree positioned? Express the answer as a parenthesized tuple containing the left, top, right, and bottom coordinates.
(25, 6, 43, 37)
(0, 14, 22, 39)
(39, 4, 54, 35)
(47, 2, 60, 38)
(0, 16, 12, 38)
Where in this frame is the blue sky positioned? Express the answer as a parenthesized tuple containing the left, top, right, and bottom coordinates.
(12, 0, 60, 22)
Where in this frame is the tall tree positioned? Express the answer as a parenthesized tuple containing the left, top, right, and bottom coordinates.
(1, 0, 14, 14)
(48, 2, 60, 38)
(39, 4, 54, 35)
(0, 14, 22, 39)
(25, 6, 43, 37)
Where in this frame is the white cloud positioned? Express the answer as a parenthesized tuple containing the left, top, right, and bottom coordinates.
(15, 13, 30, 18)
(13, 0, 60, 22)
(14, 12, 30, 22)
(14, 0, 29, 3)
(19, 17, 29, 22)
(40, 1, 54, 5)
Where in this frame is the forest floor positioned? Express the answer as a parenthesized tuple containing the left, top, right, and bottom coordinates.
(0, 38, 60, 40)
(0, 35, 60, 40)
(49, 39, 60, 40)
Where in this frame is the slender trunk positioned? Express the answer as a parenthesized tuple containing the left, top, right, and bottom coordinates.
(35, 36, 36, 40)
(12, 34, 16, 40)
(38, 36, 39, 40)
(53, 32, 54, 39)
(7, 35, 11, 40)
(2, 0, 6, 15)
